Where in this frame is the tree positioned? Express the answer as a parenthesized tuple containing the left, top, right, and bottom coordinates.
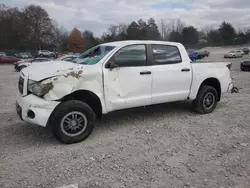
(67, 28, 84, 52)
(82, 30, 99, 50)
(101, 24, 127, 42)
(23, 5, 55, 49)
(147, 18, 161, 40)
(0, 5, 28, 50)
(169, 31, 182, 42)
(127, 21, 140, 40)
(207, 29, 221, 45)
(182, 26, 199, 45)
(219, 21, 236, 45)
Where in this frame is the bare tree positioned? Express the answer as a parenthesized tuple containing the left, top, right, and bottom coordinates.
(159, 19, 185, 40)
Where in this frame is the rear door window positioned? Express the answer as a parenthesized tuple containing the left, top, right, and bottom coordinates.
(152, 44, 182, 65)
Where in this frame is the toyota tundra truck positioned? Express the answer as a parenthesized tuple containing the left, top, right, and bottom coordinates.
(16, 40, 233, 144)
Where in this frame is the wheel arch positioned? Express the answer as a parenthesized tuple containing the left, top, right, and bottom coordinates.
(57, 90, 103, 119)
(198, 78, 221, 101)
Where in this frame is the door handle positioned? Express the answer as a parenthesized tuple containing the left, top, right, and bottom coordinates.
(181, 68, 190, 72)
(140, 71, 151, 75)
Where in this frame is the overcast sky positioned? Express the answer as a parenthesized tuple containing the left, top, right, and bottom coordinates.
(3, 0, 250, 36)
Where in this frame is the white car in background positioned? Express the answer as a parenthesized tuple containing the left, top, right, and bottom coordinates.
(0, 52, 6, 57)
(15, 57, 52, 71)
(38, 50, 55, 57)
(56, 55, 79, 62)
(224, 50, 244, 58)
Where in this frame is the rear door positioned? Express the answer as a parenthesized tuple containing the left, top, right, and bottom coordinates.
(150, 44, 192, 104)
(103, 44, 153, 111)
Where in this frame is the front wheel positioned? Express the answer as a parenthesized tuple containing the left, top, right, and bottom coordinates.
(50, 100, 95, 144)
(193, 86, 218, 114)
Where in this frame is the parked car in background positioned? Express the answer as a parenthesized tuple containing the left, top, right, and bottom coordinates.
(0, 56, 20, 64)
(241, 48, 249, 55)
(224, 50, 243, 58)
(15, 57, 52, 71)
(0, 52, 6, 57)
(197, 50, 210, 58)
(56, 55, 79, 62)
(16, 40, 233, 144)
(187, 49, 198, 61)
(14, 52, 32, 59)
(38, 50, 55, 57)
(241, 57, 250, 71)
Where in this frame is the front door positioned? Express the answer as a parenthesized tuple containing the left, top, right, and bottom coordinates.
(103, 44, 152, 112)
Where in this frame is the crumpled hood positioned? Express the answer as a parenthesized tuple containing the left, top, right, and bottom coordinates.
(21, 61, 85, 81)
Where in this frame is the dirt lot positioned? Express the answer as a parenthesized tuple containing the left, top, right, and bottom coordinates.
(0, 52, 250, 188)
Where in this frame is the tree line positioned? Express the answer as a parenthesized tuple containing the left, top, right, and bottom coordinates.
(1, 3, 250, 53)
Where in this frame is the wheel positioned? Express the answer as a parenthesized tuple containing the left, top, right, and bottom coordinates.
(241, 67, 245, 71)
(232, 55, 235, 58)
(193, 86, 218, 114)
(19, 65, 27, 71)
(50, 100, 96, 144)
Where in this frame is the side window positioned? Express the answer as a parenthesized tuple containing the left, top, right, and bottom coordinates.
(114, 45, 146, 67)
(152, 44, 182, 65)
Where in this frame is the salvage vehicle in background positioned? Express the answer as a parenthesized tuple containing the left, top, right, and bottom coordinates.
(15, 57, 52, 71)
(15, 55, 79, 71)
(197, 50, 210, 58)
(0, 52, 6, 57)
(224, 50, 244, 58)
(56, 55, 79, 62)
(38, 50, 55, 57)
(14, 52, 32, 59)
(241, 57, 250, 71)
(0, 56, 20, 64)
(241, 48, 249, 55)
(16, 40, 233, 144)
(187, 49, 198, 61)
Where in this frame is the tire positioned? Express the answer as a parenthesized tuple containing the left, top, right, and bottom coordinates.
(193, 86, 218, 114)
(50, 100, 96, 144)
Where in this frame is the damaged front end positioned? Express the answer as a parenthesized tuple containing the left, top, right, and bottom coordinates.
(28, 79, 54, 97)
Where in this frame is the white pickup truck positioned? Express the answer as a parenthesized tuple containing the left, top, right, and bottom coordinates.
(16, 40, 233, 144)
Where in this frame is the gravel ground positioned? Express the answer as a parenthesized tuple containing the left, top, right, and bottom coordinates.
(0, 52, 250, 188)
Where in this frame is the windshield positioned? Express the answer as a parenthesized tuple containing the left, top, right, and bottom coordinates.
(76, 45, 115, 64)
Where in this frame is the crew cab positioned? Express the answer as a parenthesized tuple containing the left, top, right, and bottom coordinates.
(16, 40, 233, 144)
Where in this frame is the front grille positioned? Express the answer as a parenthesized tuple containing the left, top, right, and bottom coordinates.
(18, 76, 24, 94)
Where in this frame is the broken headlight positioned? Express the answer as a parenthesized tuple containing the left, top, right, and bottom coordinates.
(28, 79, 53, 97)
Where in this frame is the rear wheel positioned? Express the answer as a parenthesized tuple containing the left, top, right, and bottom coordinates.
(193, 86, 218, 114)
(50, 100, 95, 144)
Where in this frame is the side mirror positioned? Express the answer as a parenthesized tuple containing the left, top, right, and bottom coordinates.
(106, 58, 118, 70)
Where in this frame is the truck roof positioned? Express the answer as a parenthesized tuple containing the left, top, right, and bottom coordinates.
(103, 40, 182, 47)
